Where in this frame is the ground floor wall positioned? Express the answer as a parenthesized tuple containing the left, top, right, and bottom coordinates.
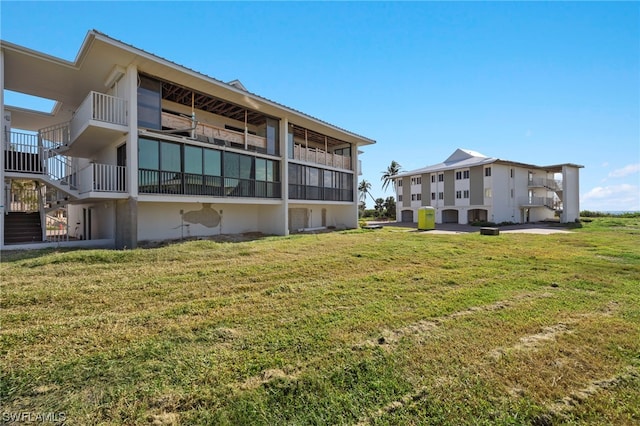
(68, 201, 116, 241)
(136, 202, 282, 242)
(287, 202, 356, 232)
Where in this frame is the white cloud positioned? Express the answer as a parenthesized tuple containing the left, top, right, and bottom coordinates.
(608, 163, 640, 179)
(582, 184, 640, 211)
(601, 162, 609, 168)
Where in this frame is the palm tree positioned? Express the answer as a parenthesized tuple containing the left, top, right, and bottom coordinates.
(381, 160, 402, 192)
(358, 179, 376, 205)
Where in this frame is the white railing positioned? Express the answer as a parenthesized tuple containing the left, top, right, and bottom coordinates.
(8, 186, 40, 212)
(292, 144, 352, 170)
(528, 177, 562, 191)
(78, 163, 127, 193)
(45, 212, 69, 243)
(71, 91, 128, 140)
(519, 196, 560, 209)
(43, 148, 77, 187)
(40, 122, 70, 148)
(4, 132, 43, 173)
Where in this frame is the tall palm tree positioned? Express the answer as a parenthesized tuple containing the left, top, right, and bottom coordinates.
(381, 160, 402, 192)
(358, 179, 376, 205)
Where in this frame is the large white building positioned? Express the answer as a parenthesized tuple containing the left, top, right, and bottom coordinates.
(1, 31, 375, 249)
(394, 149, 582, 225)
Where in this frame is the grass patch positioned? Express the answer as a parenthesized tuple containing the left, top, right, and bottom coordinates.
(2, 218, 639, 424)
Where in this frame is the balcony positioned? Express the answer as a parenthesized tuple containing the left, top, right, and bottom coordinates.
(519, 196, 561, 210)
(528, 177, 561, 191)
(4, 130, 127, 198)
(47, 91, 129, 157)
(160, 112, 268, 153)
(77, 163, 127, 196)
(292, 144, 352, 171)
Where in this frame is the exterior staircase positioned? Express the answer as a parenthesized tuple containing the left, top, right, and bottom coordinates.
(4, 212, 42, 244)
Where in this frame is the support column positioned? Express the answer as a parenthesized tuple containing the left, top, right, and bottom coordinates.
(279, 117, 289, 236)
(114, 64, 139, 248)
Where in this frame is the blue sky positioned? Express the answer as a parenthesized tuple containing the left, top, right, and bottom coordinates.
(2, 1, 639, 211)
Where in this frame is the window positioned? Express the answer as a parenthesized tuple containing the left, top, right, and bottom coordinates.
(463, 170, 469, 179)
(455, 171, 462, 180)
(398, 194, 403, 202)
(398, 180, 403, 187)
(438, 192, 444, 200)
(510, 189, 514, 198)
(184, 145, 203, 175)
(438, 174, 444, 182)
(137, 76, 162, 129)
(204, 150, 221, 176)
(138, 138, 159, 170)
(288, 163, 352, 201)
(410, 177, 421, 185)
(417, 193, 422, 201)
(485, 188, 492, 198)
(485, 167, 492, 177)
(510, 168, 514, 178)
(138, 137, 280, 198)
(431, 175, 435, 183)
(456, 190, 462, 199)
(431, 192, 436, 200)
(411, 194, 416, 201)
(463, 190, 469, 198)
(160, 142, 181, 172)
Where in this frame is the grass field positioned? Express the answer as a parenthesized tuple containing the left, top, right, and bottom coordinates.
(1, 218, 639, 425)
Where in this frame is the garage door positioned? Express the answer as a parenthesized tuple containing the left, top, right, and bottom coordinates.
(442, 209, 459, 223)
(401, 210, 414, 222)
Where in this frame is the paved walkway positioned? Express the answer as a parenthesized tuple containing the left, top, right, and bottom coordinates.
(366, 221, 573, 235)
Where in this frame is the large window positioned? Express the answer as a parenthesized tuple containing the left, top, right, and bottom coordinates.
(288, 163, 353, 201)
(138, 137, 280, 198)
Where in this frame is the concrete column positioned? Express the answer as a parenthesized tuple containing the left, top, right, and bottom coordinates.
(562, 165, 580, 223)
(352, 143, 359, 225)
(125, 64, 138, 197)
(279, 117, 289, 236)
(114, 64, 139, 248)
(115, 197, 138, 249)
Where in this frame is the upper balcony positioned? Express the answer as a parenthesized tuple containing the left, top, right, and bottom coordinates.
(528, 177, 561, 191)
(4, 130, 127, 199)
(43, 91, 129, 158)
(159, 111, 268, 153)
(292, 144, 352, 170)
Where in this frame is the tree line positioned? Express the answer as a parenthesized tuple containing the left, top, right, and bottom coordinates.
(358, 160, 402, 219)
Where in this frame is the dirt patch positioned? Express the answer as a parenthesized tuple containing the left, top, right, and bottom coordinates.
(543, 366, 640, 420)
(490, 323, 572, 360)
(355, 386, 430, 425)
(238, 368, 298, 391)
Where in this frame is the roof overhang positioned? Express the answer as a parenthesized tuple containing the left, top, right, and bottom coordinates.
(2, 30, 376, 147)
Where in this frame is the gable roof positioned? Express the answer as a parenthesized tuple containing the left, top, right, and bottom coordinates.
(396, 148, 497, 178)
(395, 148, 584, 178)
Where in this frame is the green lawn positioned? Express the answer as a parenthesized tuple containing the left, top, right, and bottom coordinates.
(2, 218, 639, 425)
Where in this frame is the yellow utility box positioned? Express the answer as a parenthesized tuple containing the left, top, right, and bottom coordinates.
(418, 206, 435, 230)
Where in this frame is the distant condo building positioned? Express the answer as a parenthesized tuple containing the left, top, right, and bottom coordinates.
(394, 149, 582, 225)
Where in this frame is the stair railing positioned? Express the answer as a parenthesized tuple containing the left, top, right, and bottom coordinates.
(45, 212, 69, 243)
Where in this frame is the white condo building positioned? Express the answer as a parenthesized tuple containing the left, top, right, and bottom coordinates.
(394, 149, 582, 225)
(1, 31, 375, 249)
